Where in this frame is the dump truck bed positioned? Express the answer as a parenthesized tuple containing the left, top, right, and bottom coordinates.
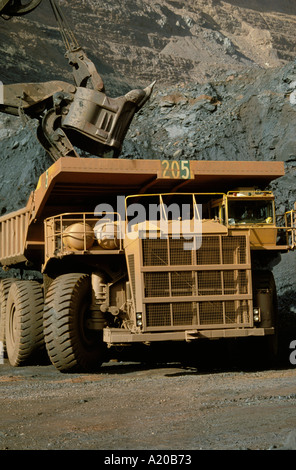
(0, 157, 285, 269)
(33, 158, 284, 217)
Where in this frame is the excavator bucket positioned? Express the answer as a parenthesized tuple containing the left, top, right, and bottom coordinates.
(0, 0, 42, 17)
(60, 81, 156, 159)
(0, 79, 156, 161)
(0, 0, 155, 160)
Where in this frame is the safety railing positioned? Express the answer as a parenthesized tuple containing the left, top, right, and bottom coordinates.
(44, 212, 123, 264)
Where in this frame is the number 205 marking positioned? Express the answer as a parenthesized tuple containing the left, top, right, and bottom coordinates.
(161, 160, 192, 179)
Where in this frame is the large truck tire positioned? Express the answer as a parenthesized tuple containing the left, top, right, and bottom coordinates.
(253, 270, 278, 328)
(243, 270, 279, 369)
(5, 280, 45, 366)
(253, 269, 278, 355)
(43, 273, 105, 372)
(0, 278, 15, 355)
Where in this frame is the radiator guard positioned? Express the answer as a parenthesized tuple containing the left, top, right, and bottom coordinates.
(126, 231, 253, 332)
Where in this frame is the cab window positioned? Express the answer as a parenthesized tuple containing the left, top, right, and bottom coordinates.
(228, 200, 274, 225)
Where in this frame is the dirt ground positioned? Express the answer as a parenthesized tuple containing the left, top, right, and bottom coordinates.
(1, 342, 296, 452)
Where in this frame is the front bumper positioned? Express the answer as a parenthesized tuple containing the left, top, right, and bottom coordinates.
(103, 327, 275, 345)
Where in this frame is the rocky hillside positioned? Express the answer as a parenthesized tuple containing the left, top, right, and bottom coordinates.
(1, 62, 296, 214)
(1, 0, 296, 91)
(0, 0, 295, 329)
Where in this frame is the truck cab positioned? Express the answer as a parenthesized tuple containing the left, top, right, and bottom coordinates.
(209, 189, 292, 250)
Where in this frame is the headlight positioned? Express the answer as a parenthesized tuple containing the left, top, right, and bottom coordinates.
(136, 313, 143, 327)
(253, 307, 261, 322)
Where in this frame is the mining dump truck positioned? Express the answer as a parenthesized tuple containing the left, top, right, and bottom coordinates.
(0, 158, 295, 372)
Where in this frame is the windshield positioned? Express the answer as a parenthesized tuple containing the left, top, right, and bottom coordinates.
(228, 199, 274, 225)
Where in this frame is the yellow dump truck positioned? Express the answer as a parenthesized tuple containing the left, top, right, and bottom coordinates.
(0, 157, 295, 371)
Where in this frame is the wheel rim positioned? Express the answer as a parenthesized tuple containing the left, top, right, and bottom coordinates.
(8, 303, 17, 347)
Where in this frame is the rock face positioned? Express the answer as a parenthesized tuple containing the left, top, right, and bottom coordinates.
(123, 63, 296, 165)
(0, 0, 295, 332)
(1, 0, 296, 90)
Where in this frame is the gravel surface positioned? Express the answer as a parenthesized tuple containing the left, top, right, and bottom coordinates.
(0, 1, 296, 455)
(1, 354, 296, 451)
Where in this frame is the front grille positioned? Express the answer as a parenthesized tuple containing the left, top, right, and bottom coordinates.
(142, 235, 252, 330)
(145, 300, 250, 327)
